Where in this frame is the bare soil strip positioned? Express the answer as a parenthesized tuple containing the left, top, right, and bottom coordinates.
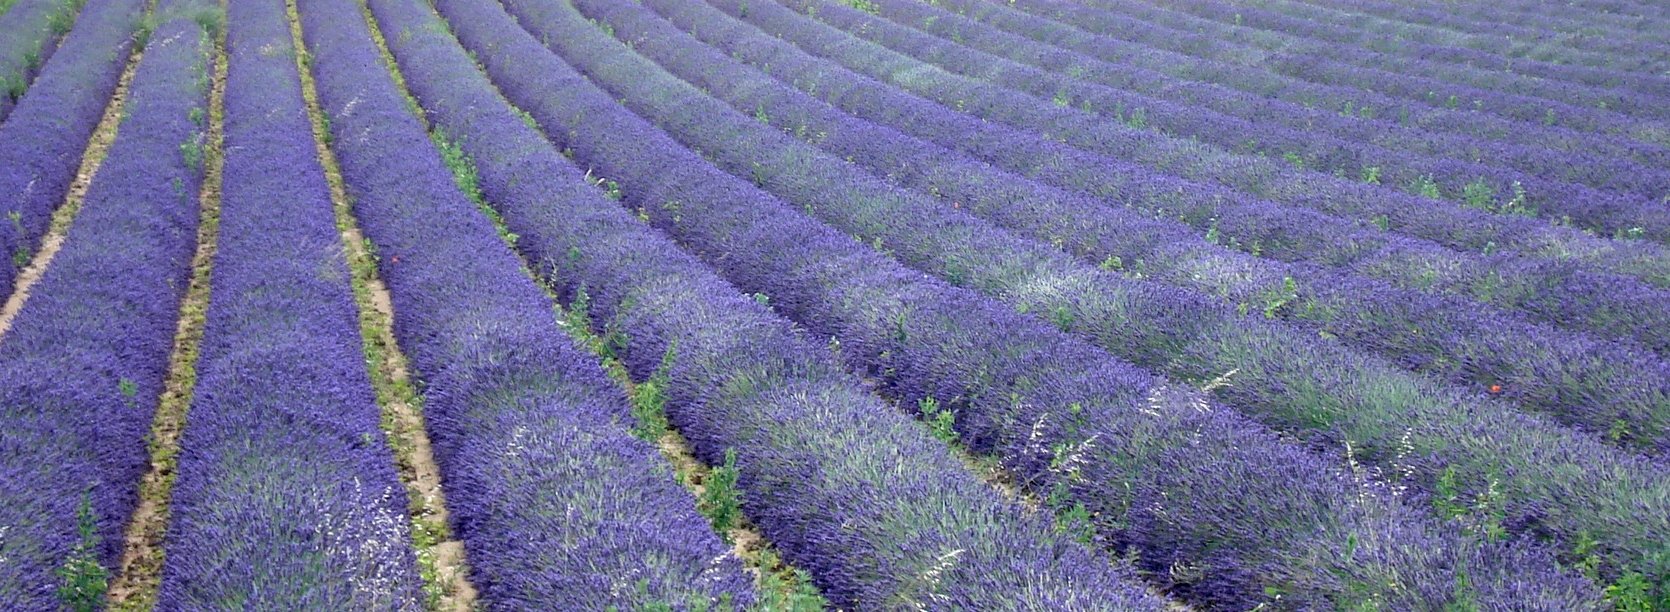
(543, 285, 827, 608)
(289, 0, 475, 607)
(0, 44, 144, 343)
(349, 3, 825, 604)
(651, 406, 828, 610)
(107, 11, 228, 610)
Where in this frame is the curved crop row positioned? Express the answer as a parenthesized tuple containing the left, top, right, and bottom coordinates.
(1130, 0, 1670, 123)
(1215, 0, 1670, 82)
(1072, 0, 1670, 147)
(1478, 0, 1670, 32)
(991, 0, 1670, 171)
(1242, 0, 1670, 102)
(368, 1, 1169, 608)
(649, 0, 1670, 358)
(1148, 0, 1670, 117)
(0, 0, 144, 297)
(292, 0, 755, 607)
(1324, 40, 1670, 109)
(772, 0, 1670, 291)
(864, 0, 1670, 238)
(1326, 0, 1670, 57)
(924, 0, 1670, 208)
(1263, 52, 1668, 146)
(1419, 0, 1670, 55)
(0, 0, 85, 122)
(0, 3, 212, 606)
(1566, 0, 1665, 15)
(503, 0, 1670, 596)
(155, 0, 420, 606)
(1311, 14, 1670, 97)
(1486, 0, 1670, 34)
(451, 0, 1603, 608)
(574, 0, 1670, 451)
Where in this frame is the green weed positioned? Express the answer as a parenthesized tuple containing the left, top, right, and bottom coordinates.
(699, 449, 743, 539)
(55, 493, 108, 612)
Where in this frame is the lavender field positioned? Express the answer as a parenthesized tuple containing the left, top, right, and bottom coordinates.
(0, 0, 1666, 608)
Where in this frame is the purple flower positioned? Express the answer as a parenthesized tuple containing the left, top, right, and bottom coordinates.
(0, 3, 210, 606)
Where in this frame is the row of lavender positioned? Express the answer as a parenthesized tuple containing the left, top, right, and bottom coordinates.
(0, 0, 143, 299)
(155, 0, 422, 605)
(1004, 0, 1670, 96)
(707, 0, 1670, 353)
(8, 0, 1150, 606)
(573, 0, 1670, 451)
(362, 0, 1185, 604)
(997, 0, 1670, 175)
(1392, 0, 1670, 56)
(759, 0, 1670, 305)
(1078, 0, 1670, 131)
(328, 0, 1670, 605)
(290, 0, 759, 605)
(1255, 5, 1670, 102)
(453, 0, 1606, 607)
(506, 0, 1670, 600)
(855, 0, 1670, 243)
(0, 0, 85, 121)
(930, 0, 1669, 202)
(1215, 0, 1670, 100)
(1161, 0, 1670, 100)
(1196, 0, 1670, 83)
(642, 0, 1670, 427)
(0, 0, 1659, 606)
(0, 0, 210, 605)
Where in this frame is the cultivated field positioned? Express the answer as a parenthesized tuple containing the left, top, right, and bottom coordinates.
(1, 0, 1668, 609)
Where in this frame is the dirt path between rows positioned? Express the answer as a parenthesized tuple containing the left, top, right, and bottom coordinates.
(107, 13, 228, 609)
(291, 0, 476, 606)
(0, 43, 142, 342)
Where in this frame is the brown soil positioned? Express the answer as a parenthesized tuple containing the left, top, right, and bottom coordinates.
(656, 430, 779, 577)
(289, 0, 476, 607)
(107, 14, 228, 611)
(0, 46, 142, 342)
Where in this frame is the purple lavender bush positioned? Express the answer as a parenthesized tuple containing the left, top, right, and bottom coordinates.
(0, 0, 144, 296)
(155, 0, 422, 606)
(993, 0, 1670, 192)
(660, 0, 1670, 356)
(437, 0, 1604, 607)
(1252, 0, 1670, 99)
(1108, 0, 1670, 133)
(924, 0, 1670, 207)
(295, 0, 770, 607)
(372, 0, 1170, 607)
(495, 0, 1670, 598)
(0, 0, 71, 120)
(576, 0, 1670, 453)
(293, 0, 763, 607)
(0, 2, 211, 606)
(0, 0, 90, 121)
(1182, 0, 1670, 88)
(856, 0, 1670, 238)
(1436, 0, 1670, 49)
(772, 0, 1670, 276)
(1396, 0, 1670, 68)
